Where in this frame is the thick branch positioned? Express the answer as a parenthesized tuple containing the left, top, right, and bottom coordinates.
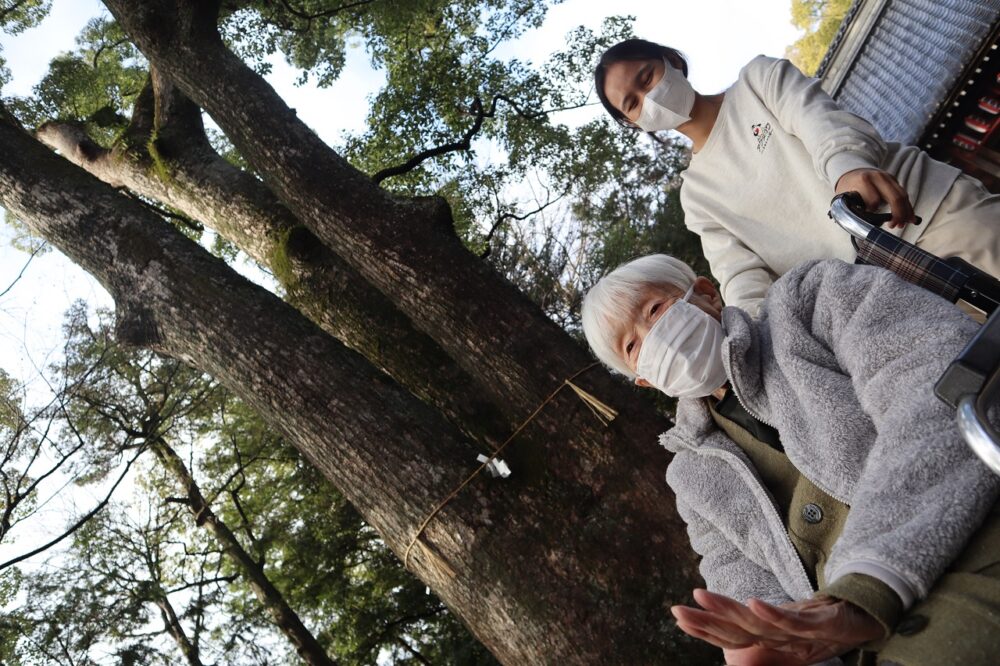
(37, 76, 512, 448)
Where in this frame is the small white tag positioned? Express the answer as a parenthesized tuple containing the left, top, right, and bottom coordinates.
(476, 453, 512, 478)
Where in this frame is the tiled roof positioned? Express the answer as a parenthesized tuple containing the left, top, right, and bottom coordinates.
(818, 0, 1000, 144)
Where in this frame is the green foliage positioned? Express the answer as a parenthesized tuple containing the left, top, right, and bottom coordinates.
(2, 305, 496, 665)
(786, 0, 853, 75)
(6, 17, 146, 139)
(3, 209, 48, 255)
(0, 0, 50, 35)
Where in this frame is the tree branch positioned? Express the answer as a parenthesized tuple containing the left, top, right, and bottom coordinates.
(0, 241, 45, 299)
(277, 0, 376, 22)
(166, 573, 238, 594)
(372, 95, 596, 185)
(480, 188, 568, 258)
(92, 37, 129, 70)
(0, 446, 146, 571)
(372, 96, 486, 185)
(115, 187, 205, 233)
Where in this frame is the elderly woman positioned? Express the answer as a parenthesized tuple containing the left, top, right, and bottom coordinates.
(581, 255, 1000, 665)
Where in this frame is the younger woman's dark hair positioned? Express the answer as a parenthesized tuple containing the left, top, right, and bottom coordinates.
(594, 39, 688, 129)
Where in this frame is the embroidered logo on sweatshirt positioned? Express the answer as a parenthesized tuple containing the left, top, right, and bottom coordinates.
(751, 122, 773, 153)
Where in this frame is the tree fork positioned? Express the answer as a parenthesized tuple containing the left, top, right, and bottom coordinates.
(38, 73, 512, 448)
(99, 0, 652, 426)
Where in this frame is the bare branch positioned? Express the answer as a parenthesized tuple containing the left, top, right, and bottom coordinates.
(0, 447, 146, 571)
(0, 242, 46, 300)
(166, 573, 238, 594)
(480, 188, 569, 258)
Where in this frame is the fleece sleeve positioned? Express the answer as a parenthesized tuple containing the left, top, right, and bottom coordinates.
(791, 261, 1000, 609)
(744, 56, 888, 189)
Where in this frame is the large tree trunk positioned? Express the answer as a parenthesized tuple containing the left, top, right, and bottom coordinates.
(151, 438, 337, 666)
(0, 105, 713, 664)
(99, 0, 631, 424)
(0, 106, 712, 664)
(37, 72, 511, 448)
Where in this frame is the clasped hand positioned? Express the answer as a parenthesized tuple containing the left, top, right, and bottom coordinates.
(671, 588, 884, 666)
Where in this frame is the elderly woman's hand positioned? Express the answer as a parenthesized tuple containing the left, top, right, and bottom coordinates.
(671, 588, 883, 665)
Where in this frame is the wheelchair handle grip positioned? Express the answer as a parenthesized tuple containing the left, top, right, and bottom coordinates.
(828, 192, 922, 239)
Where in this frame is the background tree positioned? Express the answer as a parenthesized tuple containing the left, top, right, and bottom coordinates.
(786, 0, 854, 74)
(0, 0, 727, 662)
(2, 306, 499, 664)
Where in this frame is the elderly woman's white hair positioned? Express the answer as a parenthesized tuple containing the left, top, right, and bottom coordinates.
(581, 254, 696, 377)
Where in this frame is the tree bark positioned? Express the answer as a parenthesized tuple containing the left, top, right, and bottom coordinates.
(0, 104, 713, 664)
(152, 438, 337, 666)
(98, 0, 639, 426)
(37, 73, 511, 448)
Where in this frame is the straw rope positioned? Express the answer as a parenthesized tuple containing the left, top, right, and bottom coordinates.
(403, 361, 617, 572)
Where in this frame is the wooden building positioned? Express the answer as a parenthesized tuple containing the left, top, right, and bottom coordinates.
(818, 0, 1000, 190)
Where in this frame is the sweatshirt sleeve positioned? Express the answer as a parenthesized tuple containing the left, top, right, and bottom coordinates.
(777, 260, 1000, 610)
(820, 573, 903, 639)
(683, 198, 774, 317)
(743, 55, 887, 189)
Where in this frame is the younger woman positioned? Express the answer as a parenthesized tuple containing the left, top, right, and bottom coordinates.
(594, 39, 1000, 315)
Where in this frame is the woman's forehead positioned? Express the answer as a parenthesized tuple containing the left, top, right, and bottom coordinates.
(603, 59, 648, 110)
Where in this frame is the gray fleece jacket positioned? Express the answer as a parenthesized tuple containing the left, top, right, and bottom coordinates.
(662, 260, 999, 617)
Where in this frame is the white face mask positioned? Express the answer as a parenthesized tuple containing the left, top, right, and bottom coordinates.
(635, 285, 727, 398)
(635, 60, 695, 132)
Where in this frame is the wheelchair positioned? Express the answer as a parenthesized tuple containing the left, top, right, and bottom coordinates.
(829, 192, 1000, 475)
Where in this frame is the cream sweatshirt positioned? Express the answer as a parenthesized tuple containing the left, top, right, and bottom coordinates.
(680, 55, 961, 315)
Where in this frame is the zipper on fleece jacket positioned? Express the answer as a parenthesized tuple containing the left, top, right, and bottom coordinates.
(667, 427, 816, 599)
(725, 344, 851, 505)
(702, 445, 816, 599)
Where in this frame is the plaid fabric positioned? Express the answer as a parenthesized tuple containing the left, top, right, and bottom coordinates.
(852, 230, 969, 304)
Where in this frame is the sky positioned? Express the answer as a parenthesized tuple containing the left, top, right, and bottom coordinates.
(0, 0, 803, 570)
